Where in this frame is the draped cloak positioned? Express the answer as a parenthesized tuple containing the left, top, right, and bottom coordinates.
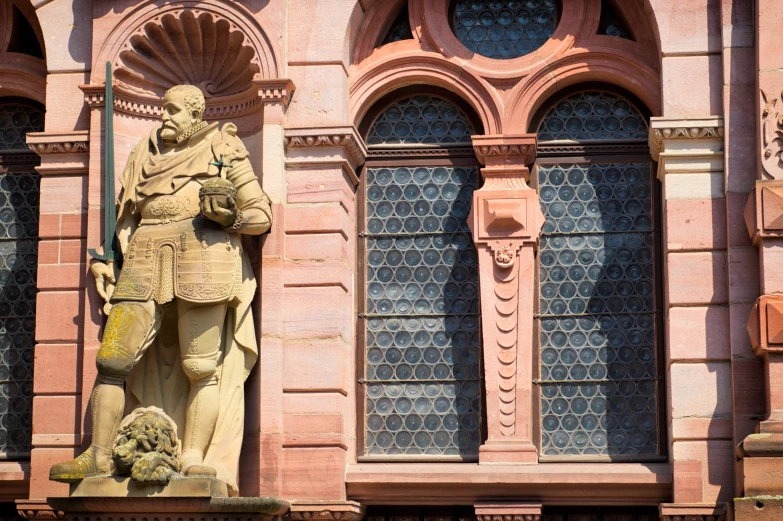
(113, 123, 263, 495)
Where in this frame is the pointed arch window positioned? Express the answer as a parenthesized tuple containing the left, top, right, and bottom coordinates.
(0, 98, 43, 457)
(359, 90, 483, 460)
(534, 88, 664, 460)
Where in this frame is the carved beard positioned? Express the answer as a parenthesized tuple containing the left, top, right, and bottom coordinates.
(160, 120, 207, 144)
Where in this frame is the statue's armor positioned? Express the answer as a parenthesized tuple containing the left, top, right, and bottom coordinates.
(112, 180, 243, 305)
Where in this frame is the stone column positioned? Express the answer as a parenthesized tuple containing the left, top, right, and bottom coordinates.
(470, 135, 542, 464)
(734, 1, 783, 518)
(24, 130, 90, 501)
(648, 119, 732, 511)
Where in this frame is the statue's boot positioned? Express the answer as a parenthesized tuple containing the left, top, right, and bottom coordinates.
(49, 382, 125, 482)
(49, 446, 112, 483)
(180, 378, 220, 477)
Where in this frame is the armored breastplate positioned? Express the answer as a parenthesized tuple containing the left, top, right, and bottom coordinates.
(139, 182, 201, 225)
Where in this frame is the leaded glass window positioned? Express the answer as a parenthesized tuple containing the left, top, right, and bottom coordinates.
(542, 506, 659, 521)
(381, 6, 413, 45)
(361, 94, 482, 459)
(0, 99, 42, 457)
(537, 91, 648, 142)
(450, 0, 557, 59)
(535, 90, 662, 460)
(598, 1, 633, 40)
(366, 95, 475, 145)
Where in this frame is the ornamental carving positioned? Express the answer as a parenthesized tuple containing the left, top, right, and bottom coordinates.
(648, 118, 725, 161)
(115, 11, 259, 98)
(284, 126, 368, 171)
(761, 88, 783, 179)
(476, 516, 540, 521)
(27, 141, 88, 155)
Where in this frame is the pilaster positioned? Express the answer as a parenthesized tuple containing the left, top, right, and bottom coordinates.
(649, 118, 733, 508)
(263, 126, 366, 499)
(470, 135, 542, 464)
(24, 130, 90, 500)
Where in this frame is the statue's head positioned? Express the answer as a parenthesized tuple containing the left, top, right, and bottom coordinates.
(161, 85, 206, 142)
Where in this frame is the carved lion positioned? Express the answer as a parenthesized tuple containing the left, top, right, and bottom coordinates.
(113, 406, 181, 485)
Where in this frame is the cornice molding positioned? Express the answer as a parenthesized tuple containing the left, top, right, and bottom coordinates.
(659, 503, 726, 521)
(289, 501, 365, 521)
(16, 501, 65, 521)
(79, 79, 294, 119)
(474, 503, 542, 521)
(26, 131, 89, 155)
(648, 117, 725, 161)
(284, 126, 368, 170)
(471, 135, 537, 166)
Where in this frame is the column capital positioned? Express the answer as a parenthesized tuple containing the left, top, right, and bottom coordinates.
(471, 134, 537, 184)
(284, 125, 367, 185)
(26, 130, 89, 176)
(648, 117, 725, 180)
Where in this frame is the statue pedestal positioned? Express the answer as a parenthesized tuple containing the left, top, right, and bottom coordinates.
(48, 477, 290, 521)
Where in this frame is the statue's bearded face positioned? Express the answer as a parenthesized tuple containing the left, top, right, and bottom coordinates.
(161, 91, 199, 141)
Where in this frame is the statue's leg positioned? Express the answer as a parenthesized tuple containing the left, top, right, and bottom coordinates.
(49, 301, 160, 483)
(177, 299, 227, 476)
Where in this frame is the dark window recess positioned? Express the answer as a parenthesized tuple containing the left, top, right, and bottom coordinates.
(598, 0, 633, 41)
(361, 94, 483, 459)
(381, 6, 413, 45)
(536, 90, 663, 461)
(451, 0, 557, 59)
(7, 6, 44, 59)
(0, 100, 43, 457)
(543, 506, 659, 521)
(366, 506, 478, 521)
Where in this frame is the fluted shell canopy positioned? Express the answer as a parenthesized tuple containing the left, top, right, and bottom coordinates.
(115, 10, 261, 98)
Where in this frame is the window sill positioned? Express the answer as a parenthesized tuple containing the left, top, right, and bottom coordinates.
(345, 461, 672, 505)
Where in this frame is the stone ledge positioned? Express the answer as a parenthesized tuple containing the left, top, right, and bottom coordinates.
(289, 500, 365, 521)
(659, 503, 726, 521)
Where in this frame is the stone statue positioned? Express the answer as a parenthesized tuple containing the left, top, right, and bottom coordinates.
(49, 84, 272, 495)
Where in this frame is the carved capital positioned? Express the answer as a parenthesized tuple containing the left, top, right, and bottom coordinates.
(284, 126, 368, 175)
(290, 501, 365, 521)
(659, 503, 726, 521)
(648, 118, 725, 160)
(472, 135, 537, 167)
(26, 131, 89, 155)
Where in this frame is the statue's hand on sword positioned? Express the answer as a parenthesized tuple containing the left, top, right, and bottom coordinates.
(89, 249, 120, 314)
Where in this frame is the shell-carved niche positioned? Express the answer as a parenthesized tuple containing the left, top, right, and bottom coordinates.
(115, 10, 261, 99)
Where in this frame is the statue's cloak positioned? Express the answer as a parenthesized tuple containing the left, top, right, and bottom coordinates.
(115, 123, 258, 496)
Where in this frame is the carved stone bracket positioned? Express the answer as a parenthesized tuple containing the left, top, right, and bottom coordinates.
(647, 117, 725, 181)
(289, 501, 365, 521)
(471, 134, 542, 463)
(25, 130, 90, 176)
(474, 502, 542, 521)
(659, 503, 726, 521)
(284, 126, 368, 186)
(16, 500, 65, 521)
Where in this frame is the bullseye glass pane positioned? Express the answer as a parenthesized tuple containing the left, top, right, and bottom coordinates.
(367, 96, 475, 146)
(364, 165, 481, 458)
(537, 91, 648, 142)
(538, 162, 660, 458)
(451, 0, 557, 59)
(0, 102, 43, 151)
(0, 172, 39, 456)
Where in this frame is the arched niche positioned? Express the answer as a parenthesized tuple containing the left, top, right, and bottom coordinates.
(0, 0, 46, 104)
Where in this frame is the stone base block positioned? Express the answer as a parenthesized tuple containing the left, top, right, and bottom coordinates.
(69, 476, 228, 498)
(478, 441, 538, 464)
(741, 457, 783, 496)
(47, 482, 290, 521)
(735, 496, 783, 521)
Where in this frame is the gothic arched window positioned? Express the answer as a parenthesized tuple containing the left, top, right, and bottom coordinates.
(0, 98, 43, 456)
(359, 91, 483, 460)
(534, 88, 663, 460)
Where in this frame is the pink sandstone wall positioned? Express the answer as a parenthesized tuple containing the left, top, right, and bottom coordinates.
(0, 0, 775, 518)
